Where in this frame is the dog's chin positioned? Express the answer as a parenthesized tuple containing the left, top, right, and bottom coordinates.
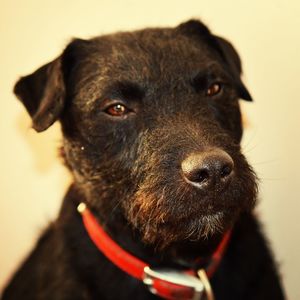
(134, 209, 235, 251)
(125, 176, 255, 250)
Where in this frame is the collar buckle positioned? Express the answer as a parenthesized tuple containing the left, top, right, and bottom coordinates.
(143, 266, 206, 300)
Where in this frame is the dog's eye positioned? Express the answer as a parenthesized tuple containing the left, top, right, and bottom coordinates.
(105, 103, 129, 117)
(206, 83, 222, 96)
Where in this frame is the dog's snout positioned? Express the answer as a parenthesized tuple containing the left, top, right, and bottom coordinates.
(181, 149, 234, 189)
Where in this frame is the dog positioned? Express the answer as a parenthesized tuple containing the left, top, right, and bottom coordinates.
(2, 20, 285, 300)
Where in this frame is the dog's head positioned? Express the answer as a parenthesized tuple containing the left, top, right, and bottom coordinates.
(14, 20, 257, 250)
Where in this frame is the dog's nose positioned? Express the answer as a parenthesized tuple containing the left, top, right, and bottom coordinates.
(181, 149, 234, 188)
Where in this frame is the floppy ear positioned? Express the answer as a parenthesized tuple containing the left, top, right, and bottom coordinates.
(14, 38, 90, 132)
(14, 57, 65, 132)
(214, 36, 252, 101)
(177, 20, 252, 101)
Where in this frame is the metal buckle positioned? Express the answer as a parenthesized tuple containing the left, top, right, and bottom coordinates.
(143, 266, 205, 300)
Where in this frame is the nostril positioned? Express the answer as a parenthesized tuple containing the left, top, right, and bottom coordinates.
(197, 169, 210, 183)
(220, 164, 233, 179)
(181, 148, 234, 188)
(188, 168, 210, 184)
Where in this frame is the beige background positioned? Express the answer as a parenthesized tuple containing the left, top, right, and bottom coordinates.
(0, 0, 299, 299)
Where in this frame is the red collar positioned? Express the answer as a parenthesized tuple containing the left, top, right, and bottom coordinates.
(77, 203, 231, 300)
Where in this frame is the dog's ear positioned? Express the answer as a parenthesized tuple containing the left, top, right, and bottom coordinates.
(14, 38, 89, 132)
(214, 36, 252, 101)
(177, 20, 252, 101)
(14, 57, 65, 132)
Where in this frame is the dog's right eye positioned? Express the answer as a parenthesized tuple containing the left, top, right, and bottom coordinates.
(105, 103, 130, 117)
(206, 83, 222, 97)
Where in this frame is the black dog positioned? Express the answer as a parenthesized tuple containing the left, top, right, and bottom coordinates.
(2, 20, 285, 300)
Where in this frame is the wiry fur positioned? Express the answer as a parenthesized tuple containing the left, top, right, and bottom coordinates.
(2, 20, 285, 300)
(125, 118, 257, 249)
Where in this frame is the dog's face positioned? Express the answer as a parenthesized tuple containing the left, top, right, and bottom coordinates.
(14, 20, 257, 250)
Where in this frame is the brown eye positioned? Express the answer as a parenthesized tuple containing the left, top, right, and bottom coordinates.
(206, 83, 222, 96)
(105, 103, 129, 117)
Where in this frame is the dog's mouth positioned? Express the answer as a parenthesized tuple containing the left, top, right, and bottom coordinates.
(124, 164, 257, 249)
(137, 211, 230, 251)
(124, 138, 257, 249)
(172, 210, 228, 241)
(125, 185, 244, 249)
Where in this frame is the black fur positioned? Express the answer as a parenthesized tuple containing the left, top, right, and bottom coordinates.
(2, 20, 285, 299)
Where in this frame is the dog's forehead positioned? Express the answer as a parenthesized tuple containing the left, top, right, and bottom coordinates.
(103, 30, 217, 73)
(75, 28, 221, 83)
(68, 28, 224, 105)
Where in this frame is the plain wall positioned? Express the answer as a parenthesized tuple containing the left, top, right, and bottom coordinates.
(0, 0, 299, 298)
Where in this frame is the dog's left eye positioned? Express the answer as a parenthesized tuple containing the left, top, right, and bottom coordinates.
(105, 103, 130, 117)
(206, 83, 222, 96)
